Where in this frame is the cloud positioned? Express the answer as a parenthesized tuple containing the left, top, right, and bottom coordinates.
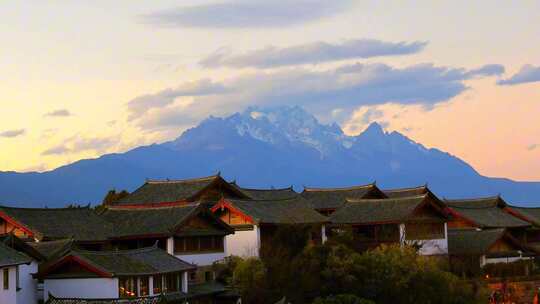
(200, 39, 427, 68)
(129, 62, 503, 130)
(42, 145, 70, 155)
(0, 129, 26, 138)
(360, 108, 384, 124)
(44, 109, 72, 117)
(127, 79, 227, 120)
(528, 144, 538, 151)
(498, 64, 540, 85)
(464, 64, 505, 78)
(41, 136, 117, 156)
(140, 0, 353, 28)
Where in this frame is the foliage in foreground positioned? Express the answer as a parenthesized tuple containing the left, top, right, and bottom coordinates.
(214, 227, 487, 304)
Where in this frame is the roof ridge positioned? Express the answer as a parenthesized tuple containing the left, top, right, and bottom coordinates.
(383, 185, 428, 192)
(508, 205, 540, 210)
(240, 186, 294, 192)
(145, 174, 220, 184)
(444, 195, 501, 202)
(303, 183, 376, 192)
(0, 205, 91, 211)
(105, 203, 199, 211)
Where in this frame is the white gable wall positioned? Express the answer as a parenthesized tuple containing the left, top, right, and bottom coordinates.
(0, 266, 17, 304)
(44, 278, 119, 301)
(17, 261, 38, 304)
(225, 226, 260, 257)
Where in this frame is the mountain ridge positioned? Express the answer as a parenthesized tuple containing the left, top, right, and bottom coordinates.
(1, 105, 539, 207)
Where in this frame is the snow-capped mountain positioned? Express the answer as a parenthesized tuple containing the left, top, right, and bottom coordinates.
(1, 106, 539, 207)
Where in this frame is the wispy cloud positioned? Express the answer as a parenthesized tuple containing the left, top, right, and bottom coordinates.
(41, 136, 117, 156)
(44, 109, 72, 117)
(0, 129, 26, 138)
(465, 64, 505, 78)
(140, 0, 354, 28)
(498, 64, 540, 85)
(128, 62, 503, 130)
(200, 39, 428, 68)
(127, 79, 227, 120)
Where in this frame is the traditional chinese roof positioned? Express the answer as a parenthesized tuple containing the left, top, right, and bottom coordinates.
(231, 183, 299, 200)
(448, 228, 528, 256)
(505, 206, 540, 227)
(301, 183, 387, 211)
(330, 194, 447, 225)
(38, 245, 195, 279)
(213, 197, 328, 225)
(27, 239, 75, 260)
(0, 233, 46, 261)
(383, 185, 430, 199)
(115, 174, 248, 206)
(100, 204, 233, 239)
(445, 197, 530, 228)
(0, 206, 113, 242)
(0, 241, 32, 267)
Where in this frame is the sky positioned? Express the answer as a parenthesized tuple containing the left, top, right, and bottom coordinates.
(0, 1, 539, 181)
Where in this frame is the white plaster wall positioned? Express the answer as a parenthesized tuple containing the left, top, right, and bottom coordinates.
(225, 228, 260, 257)
(175, 252, 227, 266)
(0, 266, 17, 304)
(44, 278, 119, 301)
(17, 262, 38, 304)
(416, 238, 449, 255)
(403, 223, 449, 256)
(485, 256, 524, 265)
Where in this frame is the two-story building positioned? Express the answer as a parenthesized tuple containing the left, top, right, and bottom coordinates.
(301, 183, 387, 216)
(211, 196, 329, 257)
(329, 194, 450, 255)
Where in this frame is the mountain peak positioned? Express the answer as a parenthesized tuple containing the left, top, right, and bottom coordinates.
(362, 122, 385, 136)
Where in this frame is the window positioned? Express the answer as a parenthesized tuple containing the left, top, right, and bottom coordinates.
(200, 236, 213, 251)
(3, 268, 8, 290)
(405, 223, 445, 240)
(119, 277, 136, 298)
(213, 236, 224, 251)
(189, 271, 197, 282)
(153, 275, 162, 294)
(139, 276, 149, 297)
(174, 236, 224, 254)
(186, 237, 199, 252)
(205, 271, 212, 282)
(166, 273, 179, 292)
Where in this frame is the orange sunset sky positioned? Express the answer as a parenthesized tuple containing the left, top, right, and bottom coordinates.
(0, 1, 539, 181)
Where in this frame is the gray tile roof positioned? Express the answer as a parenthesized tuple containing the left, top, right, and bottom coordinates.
(383, 185, 430, 198)
(100, 204, 232, 239)
(27, 239, 75, 260)
(115, 174, 247, 205)
(0, 241, 31, 267)
(301, 183, 386, 210)
(0, 233, 46, 261)
(0, 206, 113, 241)
(222, 197, 328, 225)
(445, 197, 530, 228)
(447, 228, 526, 256)
(232, 184, 298, 200)
(40, 246, 195, 279)
(506, 206, 540, 226)
(330, 194, 445, 224)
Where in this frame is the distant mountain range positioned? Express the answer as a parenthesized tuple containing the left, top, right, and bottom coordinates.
(1, 106, 540, 208)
